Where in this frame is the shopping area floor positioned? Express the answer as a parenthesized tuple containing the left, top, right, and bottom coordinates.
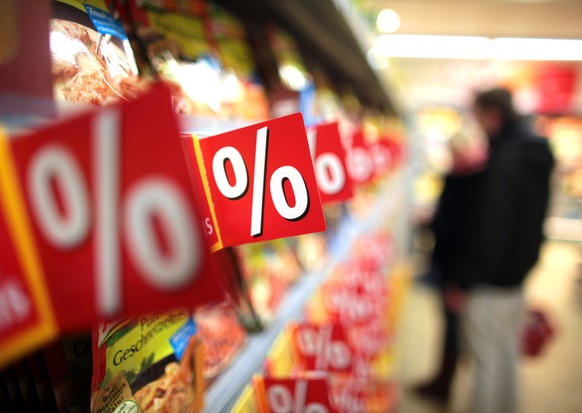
(395, 240, 582, 413)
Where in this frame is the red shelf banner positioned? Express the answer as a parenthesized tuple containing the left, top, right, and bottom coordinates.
(3, 84, 223, 337)
(0, 127, 58, 368)
(194, 113, 326, 249)
(256, 374, 336, 413)
(306, 122, 354, 205)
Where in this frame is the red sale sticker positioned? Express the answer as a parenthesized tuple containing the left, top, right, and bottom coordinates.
(257, 375, 337, 413)
(306, 122, 353, 204)
(195, 113, 326, 248)
(291, 323, 353, 374)
(369, 141, 393, 178)
(0, 127, 57, 368)
(345, 130, 374, 185)
(181, 135, 221, 250)
(9, 83, 223, 331)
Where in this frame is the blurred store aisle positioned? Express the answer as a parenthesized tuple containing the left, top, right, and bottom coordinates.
(394, 240, 582, 413)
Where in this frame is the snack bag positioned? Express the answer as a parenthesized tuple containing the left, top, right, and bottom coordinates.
(264, 24, 312, 119)
(50, 0, 147, 105)
(91, 311, 204, 413)
(208, 4, 269, 120)
(127, 0, 224, 116)
(44, 335, 93, 413)
(194, 302, 246, 379)
(236, 239, 303, 323)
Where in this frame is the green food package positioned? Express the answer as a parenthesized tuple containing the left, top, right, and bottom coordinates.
(91, 310, 204, 413)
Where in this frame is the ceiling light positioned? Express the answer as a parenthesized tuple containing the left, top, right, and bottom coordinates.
(491, 38, 582, 61)
(373, 35, 582, 61)
(374, 35, 491, 59)
(376, 9, 401, 33)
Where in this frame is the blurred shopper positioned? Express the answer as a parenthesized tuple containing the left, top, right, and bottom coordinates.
(415, 129, 487, 402)
(446, 88, 555, 413)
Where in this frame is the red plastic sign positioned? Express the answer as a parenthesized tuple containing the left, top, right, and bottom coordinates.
(8, 84, 222, 331)
(181, 135, 221, 250)
(260, 375, 336, 413)
(0, 130, 57, 367)
(292, 323, 353, 373)
(345, 130, 374, 185)
(196, 113, 326, 248)
(369, 141, 393, 178)
(306, 122, 353, 204)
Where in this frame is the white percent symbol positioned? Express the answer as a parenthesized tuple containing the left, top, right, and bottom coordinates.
(212, 126, 310, 237)
(307, 128, 346, 196)
(267, 382, 329, 413)
(27, 109, 202, 317)
(346, 147, 373, 183)
(298, 325, 351, 371)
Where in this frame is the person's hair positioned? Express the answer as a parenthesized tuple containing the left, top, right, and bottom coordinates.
(474, 87, 520, 125)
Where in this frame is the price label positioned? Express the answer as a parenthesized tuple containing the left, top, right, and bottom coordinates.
(306, 122, 353, 204)
(345, 130, 374, 185)
(258, 375, 336, 413)
(0, 127, 57, 367)
(369, 141, 393, 178)
(329, 377, 367, 413)
(292, 323, 353, 373)
(9, 84, 222, 330)
(196, 113, 326, 248)
(181, 135, 221, 250)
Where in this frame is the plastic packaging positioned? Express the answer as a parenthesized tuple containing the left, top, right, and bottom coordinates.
(50, 0, 146, 106)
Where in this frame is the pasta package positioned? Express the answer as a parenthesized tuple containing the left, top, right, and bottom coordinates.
(194, 303, 246, 379)
(126, 0, 224, 116)
(44, 335, 93, 413)
(208, 4, 269, 120)
(91, 311, 204, 413)
(50, 0, 148, 106)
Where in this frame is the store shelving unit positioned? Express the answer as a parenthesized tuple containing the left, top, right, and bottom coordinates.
(176, 3, 410, 409)
(0, 2, 410, 412)
(216, 0, 399, 115)
(202, 169, 409, 412)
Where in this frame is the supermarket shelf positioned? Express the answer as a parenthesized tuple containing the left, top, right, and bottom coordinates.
(203, 173, 409, 412)
(203, 266, 331, 413)
(179, 115, 254, 137)
(216, 0, 398, 115)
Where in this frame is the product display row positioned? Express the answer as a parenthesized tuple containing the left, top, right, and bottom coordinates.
(0, 1, 412, 412)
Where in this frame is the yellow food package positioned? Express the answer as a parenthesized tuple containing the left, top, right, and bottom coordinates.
(91, 311, 204, 413)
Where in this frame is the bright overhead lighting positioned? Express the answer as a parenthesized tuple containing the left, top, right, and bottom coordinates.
(374, 35, 491, 59)
(367, 48, 389, 70)
(491, 38, 582, 61)
(373, 35, 582, 61)
(377, 9, 401, 33)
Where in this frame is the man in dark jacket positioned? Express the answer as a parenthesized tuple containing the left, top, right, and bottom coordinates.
(446, 88, 554, 413)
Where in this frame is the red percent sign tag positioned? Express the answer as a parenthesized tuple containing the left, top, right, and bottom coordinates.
(345, 129, 374, 185)
(8, 83, 222, 331)
(196, 113, 326, 248)
(259, 375, 336, 413)
(306, 122, 353, 205)
(0, 128, 57, 367)
(292, 323, 353, 373)
(181, 135, 221, 250)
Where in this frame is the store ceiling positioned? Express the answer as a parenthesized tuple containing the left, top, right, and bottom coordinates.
(361, 0, 582, 39)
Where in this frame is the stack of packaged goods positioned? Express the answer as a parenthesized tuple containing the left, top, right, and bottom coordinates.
(1, 2, 410, 412)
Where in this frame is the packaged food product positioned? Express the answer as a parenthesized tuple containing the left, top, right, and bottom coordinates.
(194, 303, 246, 379)
(44, 335, 93, 413)
(236, 240, 303, 323)
(50, 0, 147, 106)
(91, 311, 204, 413)
(208, 4, 269, 120)
(27, 350, 60, 412)
(264, 24, 312, 118)
(127, 0, 224, 116)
